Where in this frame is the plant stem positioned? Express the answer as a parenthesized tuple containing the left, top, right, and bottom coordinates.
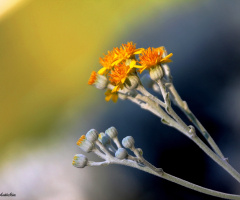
(111, 158, 240, 200)
(166, 82, 226, 160)
(157, 80, 190, 132)
(191, 135, 240, 183)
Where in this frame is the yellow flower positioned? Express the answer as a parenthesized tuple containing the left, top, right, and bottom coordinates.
(105, 89, 118, 103)
(111, 42, 143, 66)
(98, 50, 115, 75)
(109, 62, 131, 92)
(139, 47, 173, 73)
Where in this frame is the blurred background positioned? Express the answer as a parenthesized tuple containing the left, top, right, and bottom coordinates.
(0, 0, 240, 199)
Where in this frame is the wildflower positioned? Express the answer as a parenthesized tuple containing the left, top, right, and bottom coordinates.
(139, 47, 173, 73)
(111, 42, 144, 66)
(88, 71, 108, 89)
(72, 154, 88, 168)
(98, 50, 115, 75)
(105, 89, 118, 103)
(109, 62, 132, 92)
(77, 135, 94, 153)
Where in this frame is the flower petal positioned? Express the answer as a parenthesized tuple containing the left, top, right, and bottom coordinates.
(161, 53, 173, 63)
(133, 48, 144, 54)
(112, 93, 118, 103)
(112, 85, 119, 93)
(139, 66, 147, 74)
(105, 94, 112, 102)
(111, 59, 122, 66)
(98, 67, 107, 75)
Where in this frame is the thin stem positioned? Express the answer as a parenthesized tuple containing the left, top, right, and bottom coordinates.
(131, 94, 188, 136)
(110, 158, 240, 200)
(191, 135, 240, 183)
(156, 80, 190, 132)
(166, 82, 226, 160)
(137, 84, 165, 107)
(128, 83, 240, 182)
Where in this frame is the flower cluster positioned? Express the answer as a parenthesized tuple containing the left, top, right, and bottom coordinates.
(72, 127, 149, 169)
(88, 42, 173, 102)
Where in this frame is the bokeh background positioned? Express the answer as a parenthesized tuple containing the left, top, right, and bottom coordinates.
(0, 0, 240, 199)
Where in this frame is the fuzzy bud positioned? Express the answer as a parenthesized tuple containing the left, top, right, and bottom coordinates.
(115, 148, 128, 159)
(136, 148, 143, 156)
(122, 136, 135, 149)
(98, 132, 111, 146)
(86, 129, 99, 143)
(88, 71, 108, 90)
(77, 135, 94, 153)
(105, 127, 118, 139)
(125, 75, 139, 90)
(72, 154, 88, 168)
(149, 65, 164, 81)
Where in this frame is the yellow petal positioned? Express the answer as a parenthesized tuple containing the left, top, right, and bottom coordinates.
(111, 59, 122, 66)
(112, 93, 118, 103)
(104, 89, 111, 96)
(112, 85, 119, 93)
(121, 77, 126, 84)
(134, 48, 144, 54)
(161, 53, 173, 63)
(132, 64, 143, 69)
(98, 67, 107, 75)
(129, 60, 136, 68)
(139, 66, 147, 74)
(105, 94, 112, 102)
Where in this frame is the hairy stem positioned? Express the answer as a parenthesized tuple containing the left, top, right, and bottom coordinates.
(110, 158, 240, 200)
(166, 82, 226, 160)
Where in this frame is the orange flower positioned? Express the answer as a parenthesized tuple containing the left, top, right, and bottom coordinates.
(109, 62, 130, 92)
(98, 50, 115, 75)
(88, 71, 97, 85)
(139, 47, 173, 73)
(111, 42, 143, 66)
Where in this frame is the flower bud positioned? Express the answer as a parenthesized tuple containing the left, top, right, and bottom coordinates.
(98, 132, 111, 146)
(88, 71, 108, 90)
(122, 136, 135, 149)
(86, 129, 99, 143)
(136, 148, 143, 156)
(125, 75, 139, 90)
(115, 148, 128, 159)
(105, 127, 118, 139)
(72, 154, 88, 168)
(77, 135, 94, 153)
(149, 65, 164, 81)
